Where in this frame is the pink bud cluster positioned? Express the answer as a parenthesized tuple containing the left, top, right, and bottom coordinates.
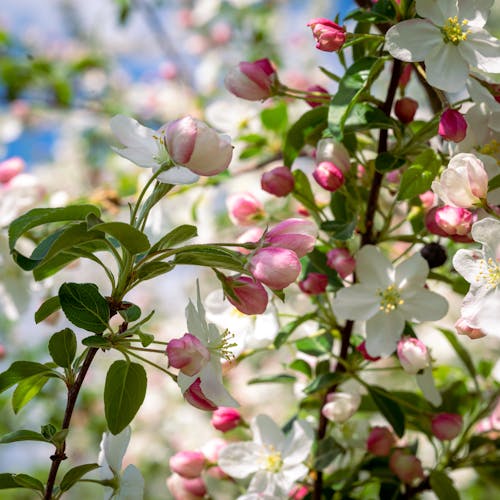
(312, 138, 351, 192)
(438, 109, 468, 142)
(225, 58, 277, 101)
(425, 206, 475, 242)
(307, 18, 346, 52)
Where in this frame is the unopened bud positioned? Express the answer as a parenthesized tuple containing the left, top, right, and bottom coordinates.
(431, 413, 463, 441)
(261, 166, 294, 197)
(438, 109, 467, 142)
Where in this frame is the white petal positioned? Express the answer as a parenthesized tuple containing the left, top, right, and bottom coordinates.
(251, 414, 285, 449)
(117, 465, 144, 500)
(417, 0, 455, 25)
(186, 297, 209, 343)
(332, 285, 381, 321)
(460, 29, 500, 73)
(276, 464, 308, 494)
(200, 362, 239, 407)
(471, 217, 500, 254)
(395, 253, 429, 290)
(477, 290, 500, 337)
(458, 0, 494, 28)
(281, 420, 314, 465)
(356, 245, 393, 287)
(365, 311, 405, 357)
(110, 115, 156, 148)
(385, 20, 442, 62)
(400, 289, 449, 321)
(416, 367, 442, 406)
(246, 470, 279, 498)
(425, 43, 469, 92)
(453, 248, 485, 284)
(218, 442, 262, 478)
(99, 427, 131, 474)
(155, 165, 199, 184)
(111, 146, 158, 169)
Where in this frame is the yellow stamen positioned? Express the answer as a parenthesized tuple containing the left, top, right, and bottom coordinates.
(441, 16, 471, 44)
(378, 284, 404, 313)
(475, 257, 500, 289)
(209, 328, 237, 361)
(261, 446, 283, 473)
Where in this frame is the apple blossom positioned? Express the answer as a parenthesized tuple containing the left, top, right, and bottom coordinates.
(182, 476, 207, 497)
(226, 192, 265, 226)
(169, 451, 206, 478)
(455, 317, 486, 339)
(397, 337, 430, 375)
(167, 473, 205, 500)
(248, 247, 301, 290)
(315, 138, 351, 173)
(366, 426, 396, 456)
(439, 108, 468, 142)
(225, 58, 276, 101)
(222, 275, 269, 315)
(165, 116, 233, 176)
(394, 97, 418, 124)
(218, 414, 314, 499)
(265, 218, 317, 258)
(321, 392, 361, 423)
(305, 84, 329, 108)
(261, 166, 294, 197)
(211, 407, 242, 432)
(332, 246, 448, 357)
(166, 333, 210, 376)
(431, 413, 463, 441)
(307, 18, 346, 52)
(385, 0, 500, 92)
(356, 341, 381, 362)
(313, 161, 345, 192)
(326, 248, 356, 279)
(425, 205, 473, 239)
(389, 450, 424, 484)
(298, 273, 328, 295)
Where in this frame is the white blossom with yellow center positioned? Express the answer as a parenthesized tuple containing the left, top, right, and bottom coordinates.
(218, 414, 313, 500)
(453, 217, 500, 337)
(332, 245, 449, 358)
(385, 0, 500, 92)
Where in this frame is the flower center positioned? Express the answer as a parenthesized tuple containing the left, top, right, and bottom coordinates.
(378, 284, 404, 313)
(476, 257, 500, 289)
(479, 139, 500, 159)
(441, 16, 470, 44)
(209, 328, 237, 361)
(261, 446, 283, 473)
(152, 134, 171, 166)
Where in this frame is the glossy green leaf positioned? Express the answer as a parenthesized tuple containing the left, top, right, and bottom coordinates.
(398, 149, 441, 200)
(149, 224, 197, 253)
(136, 262, 174, 281)
(295, 334, 333, 356)
(260, 102, 288, 132)
(342, 103, 397, 134)
(173, 247, 245, 272)
(375, 152, 406, 173)
(320, 219, 357, 241)
(303, 372, 345, 394)
(118, 303, 141, 322)
(12, 374, 49, 413)
(430, 470, 460, 500)
(48, 328, 77, 368)
(59, 283, 110, 333)
(12, 474, 44, 492)
(104, 361, 147, 435)
(368, 385, 405, 437)
(82, 335, 112, 348)
(292, 170, 318, 215)
(91, 221, 150, 254)
(0, 430, 49, 444)
(0, 361, 59, 394)
(247, 374, 296, 385)
(289, 359, 312, 378)
(0, 473, 22, 490)
(34, 296, 61, 324)
(60, 463, 100, 492)
(138, 331, 154, 347)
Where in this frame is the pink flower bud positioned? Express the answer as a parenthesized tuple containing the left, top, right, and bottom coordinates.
(438, 109, 468, 142)
(386, 169, 401, 184)
(455, 317, 486, 339)
(425, 206, 473, 237)
(313, 161, 345, 191)
(0, 157, 25, 184)
(326, 248, 356, 279)
(261, 166, 295, 197)
(367, 426, 396, 456)
(211, 407, 242, 432)
(182, 476, 207, 497)
(305, 84, 329, 108)
(224, 58, 276, 101)
(419, 190, 436, 210)
(307, 18, 346, 52)
(184, 378, 218, 411)
(431, 413, 463, 441)
(321, 392, 361, 423)
(395, 97, 418, 124)
(316, 138, 351, 173)
(298, 273, 328, 295)
(265, 218, 317, 258)
(389, 450, 424, 484)
(397, 337, 429, 375)
(165, 116, 233, 176)
(236, 227, 265, 254)
(166, 334, 210, 376)
(0, 345, 5, 360)
(356, 341, 381, 361)
(169, 451, 206, 478)
(226, 192, 264, 226)
(248, 247, 301, 290)
(224, 276, 268, 315)
(167, 474, 205, 500)
(398, 64, 412, 89)
(289, 485, 309, 499)
(210, 21, 232, 45)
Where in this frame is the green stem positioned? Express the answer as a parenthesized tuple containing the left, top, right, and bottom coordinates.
(125, 349, 177, 380)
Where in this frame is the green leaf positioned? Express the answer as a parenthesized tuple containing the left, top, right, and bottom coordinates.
(320, 219, 357, 240)
(48, 328, 77, 368)
(260, 102, 288, 132)
(34, 296, 61, 323)
(274, 312, 316, 348)
(0, 473, 22, 490)
(91, 221, 150, 254)
(295, 334, 333, 356)
(12, 474, 44, 492)
(488, 173, 500, 192)
(136, 261, 174, 281)
(247, 374, 296, 385)
(398, 149, 442, 200)
(59, 283, 110, 333)
(303, 372, 345, 394)
(368, 385, 405, 437)
(0, 430, 49, 444)
(149, 224, 198, 253)
(0, 361, 59, 394)
(104, 361, 147, 435)
(173, 247, 245, 272)
(429, 470, 460, 500)
(12, 374, 49, 413)
(138, 331, 154, 347)
(292, 170, 318, 215)
(375, 152, 406, 173)
(439, 328, 477, 381)
(289, 359, 312, 378)
(314, 437, 344, 470)
(328, 57, 386, 139)
(283, 106, 328, 167)
(60, 463, 100, 492)
(342, 103, 397, 135)
(8, 204, 101, 252)
(118, 303, 141, 322)
(82, 335, 112, 348)
(303, 249, 344, 290)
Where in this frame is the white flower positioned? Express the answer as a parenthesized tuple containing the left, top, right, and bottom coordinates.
(98, 426, 145, 500)
(467, 78, 500, 132)
(321, 392, 361, 423)
(218, 414, 313, 500)
(332, 246, 448, 357)
(204, 289, 279, 355)
(385, 0, 500, 92)
(177, 284, 239, 410)
(453, 217, 500, 337)
(109, 115, 199, 185)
